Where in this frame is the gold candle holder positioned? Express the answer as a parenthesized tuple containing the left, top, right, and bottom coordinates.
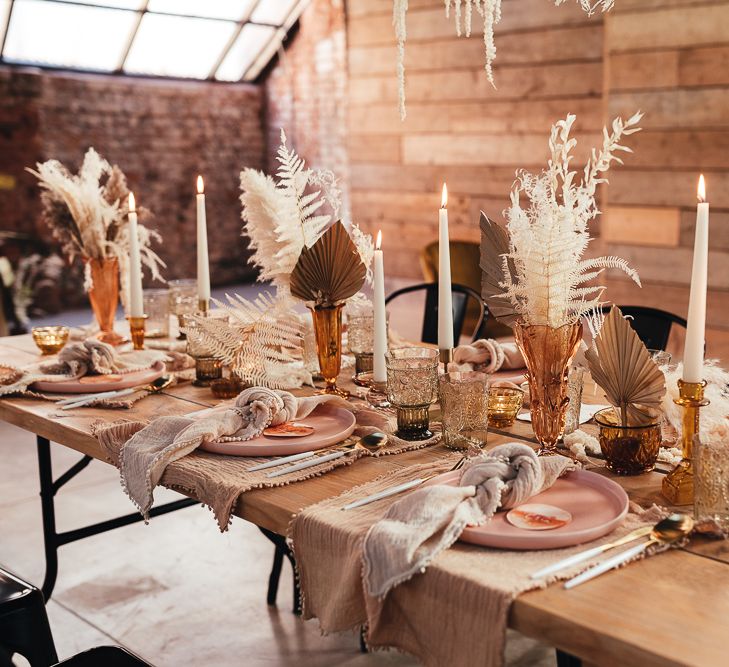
(126, 315, 148, 351)
(439, 348, 453, 373)
(198, 298, 209, 314)
(662, 379, 709, 505)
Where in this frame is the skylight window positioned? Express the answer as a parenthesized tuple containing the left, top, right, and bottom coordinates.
(0, 0, 308, 81)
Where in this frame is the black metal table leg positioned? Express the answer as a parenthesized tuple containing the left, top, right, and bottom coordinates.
(556, 649, 583, 667)
(35, 435, 199, 601)
(259, 527, 301, 615)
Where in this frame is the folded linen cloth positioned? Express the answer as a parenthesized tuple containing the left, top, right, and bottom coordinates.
(0, 339, 168, 397)
(119, 387, 349, 518)
(363, 443, 577, 597)
(448, 338, 525, 374)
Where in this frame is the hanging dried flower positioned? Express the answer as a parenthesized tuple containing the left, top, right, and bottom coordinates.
(393, 0, 615, 119)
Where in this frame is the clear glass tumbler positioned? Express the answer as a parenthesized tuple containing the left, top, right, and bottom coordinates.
(168, 279, 198, 340)
(143, 288, 170, 338)
(694, 434, 729, 531)
(386, 347, 439, 440)
(348, 310, 374, 386)
(564, 367, 585, 436)
(439, 371, 490, 450)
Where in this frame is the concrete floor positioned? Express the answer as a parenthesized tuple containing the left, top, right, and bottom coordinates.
(1, 282, 556, 666)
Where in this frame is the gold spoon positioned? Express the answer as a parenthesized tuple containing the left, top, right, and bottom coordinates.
(564, 513, 694, 589)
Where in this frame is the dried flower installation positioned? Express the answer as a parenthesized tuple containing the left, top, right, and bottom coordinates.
(586, 306, 666, 427)
(240, 130, 373, 300)
(290, 221, 367, 307)
(492, 112, 643, 333)
(184, 292, 312, 390)
(27, 148, 165, 306)
(393, 0, 615, 119)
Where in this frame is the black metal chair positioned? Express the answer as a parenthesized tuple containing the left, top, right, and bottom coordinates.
(53, 646, 152, 666)
(601, 305, 687, 351)
(385, 282, 487, 344)
(0, 567, 58, 667)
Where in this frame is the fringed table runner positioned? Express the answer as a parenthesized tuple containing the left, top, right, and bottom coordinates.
(96, 406, 441, 531)
(289, 459, 663, 667)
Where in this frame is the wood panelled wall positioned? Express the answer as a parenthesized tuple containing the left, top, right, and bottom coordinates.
(345, 0, 605, 277)
(601, 0, 729, 357)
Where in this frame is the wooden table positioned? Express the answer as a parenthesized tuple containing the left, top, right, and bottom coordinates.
(1, 333, 728, 667)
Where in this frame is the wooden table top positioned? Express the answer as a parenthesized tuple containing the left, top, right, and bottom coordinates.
(1, 333, 727, 667)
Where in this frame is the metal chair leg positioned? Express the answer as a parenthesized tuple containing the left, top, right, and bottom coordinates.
(556, 649, 582, 667)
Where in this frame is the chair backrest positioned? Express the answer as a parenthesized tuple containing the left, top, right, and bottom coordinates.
(601, 305, 687, 351)
(385, 282, 486, 345)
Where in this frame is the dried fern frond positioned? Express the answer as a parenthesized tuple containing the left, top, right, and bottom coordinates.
(585, 306, 665, 426)
(290, 221, 367, 307)
(499, 112, 642, 328)
(184, 293, 312, 390)
(241, 130, 373, 298)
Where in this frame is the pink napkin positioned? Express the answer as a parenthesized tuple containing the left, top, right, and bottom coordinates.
(449, 338, 525, 374)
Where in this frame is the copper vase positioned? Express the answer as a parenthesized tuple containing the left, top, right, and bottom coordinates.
(310, 304, 349, 397)
(86, 257, 124, 346)
(514, 321, 583, 455)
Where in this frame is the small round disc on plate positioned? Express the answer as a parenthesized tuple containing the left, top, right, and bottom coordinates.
(79, 374, 123, 384)
(506, 503, 572, 531)
(263, 422, 315, 438)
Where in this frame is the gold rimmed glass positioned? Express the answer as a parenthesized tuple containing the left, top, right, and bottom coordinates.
(32, 326, 70, 355)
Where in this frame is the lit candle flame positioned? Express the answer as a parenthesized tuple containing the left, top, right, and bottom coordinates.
(128, 192, 135, 213)
(376, 230, 382, 250)
(441, 183, 448, 209)
(197, 175, 204, 194)
(698, 174, 706, 203)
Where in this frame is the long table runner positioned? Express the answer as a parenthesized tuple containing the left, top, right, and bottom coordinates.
(95, 407, 440, 531)
(289, 458, 662, 667)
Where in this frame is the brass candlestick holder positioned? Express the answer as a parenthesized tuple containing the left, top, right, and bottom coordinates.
(662, 379, 709, 505)
(440, 348, 453, 373)
(126, 315, 148, 350)
(198, 298, 209, 314)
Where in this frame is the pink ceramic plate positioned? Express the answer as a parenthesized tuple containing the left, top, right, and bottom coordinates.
(32, 361, 166, 394)
(425, 469, 628, 550)
(199, 404, 357, 457)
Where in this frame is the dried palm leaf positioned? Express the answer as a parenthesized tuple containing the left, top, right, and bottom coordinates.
(479, 212, 518, 326)
(585, 306, 666, 426)
(290, 221, 366, 307)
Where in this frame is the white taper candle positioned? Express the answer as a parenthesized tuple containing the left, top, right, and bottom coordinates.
(196, 175, 211, 306)
(127, 192, 144, 318)
(438, 183, 454, 350)
(683, 174, 709, 383)
(373, 230, 388, 384)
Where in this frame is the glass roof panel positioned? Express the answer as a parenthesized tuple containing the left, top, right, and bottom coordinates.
(243, 30, 284, 81)
(70, 0, 144, 8)
(147, 0, 254, 21)
(3, 0, 137, 71)
(124, 13, 236, 79)
(250, 0, 299, 26)
(215, 23, 274, 82)
(0, 0, 11, 44)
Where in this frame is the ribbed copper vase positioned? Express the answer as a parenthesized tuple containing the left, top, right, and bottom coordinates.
(514, 321, 583, 455)
(85, 257, 124, 346)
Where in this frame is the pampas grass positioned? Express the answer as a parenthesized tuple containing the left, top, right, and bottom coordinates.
(27, 148, 165, 298)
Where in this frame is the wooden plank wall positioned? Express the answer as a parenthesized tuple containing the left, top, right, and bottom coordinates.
(343, 0, 729, 358)
(345, 0, 605, 276)
(601, 0, 729, 358)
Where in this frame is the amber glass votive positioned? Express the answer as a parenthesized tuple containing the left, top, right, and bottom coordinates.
(210, 377, 245, 399)
(594, 407, 662, 475)
(488, 386, 524, 428)
(193, 357, 222, 387)
(32, 326, 70, 355)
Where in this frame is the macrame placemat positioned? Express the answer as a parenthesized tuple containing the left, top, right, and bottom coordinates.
(96, 411, 441, 531)
(288, 459, 664, 667)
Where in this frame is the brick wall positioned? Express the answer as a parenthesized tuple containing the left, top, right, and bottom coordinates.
(0, 67, 265, 300)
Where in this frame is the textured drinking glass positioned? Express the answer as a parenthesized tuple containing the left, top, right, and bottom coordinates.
(32, 326, 70, 355)
(648, 349, 673, 368)
(143, 288, 169, 338)
(594, 408, 662, 475)
(439, 371, 489, 450)
(488, 386, 524, 428)
(348, 311, 374, 386)
(694, 434, 729, 531)
(564, 367, 585, 436)
(168, 279, 198, 339)
(386, 347, 439, 440)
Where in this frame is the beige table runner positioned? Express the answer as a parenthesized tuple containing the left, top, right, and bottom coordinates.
(289, 458, 662, 667)
(96, 408, 441, 531)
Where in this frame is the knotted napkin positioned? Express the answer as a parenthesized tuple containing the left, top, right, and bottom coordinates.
(448, 338, 525, 374)
(0, 339, 167, 396)
(119, 387, 349, 518)
(363, 443, 577, 597)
